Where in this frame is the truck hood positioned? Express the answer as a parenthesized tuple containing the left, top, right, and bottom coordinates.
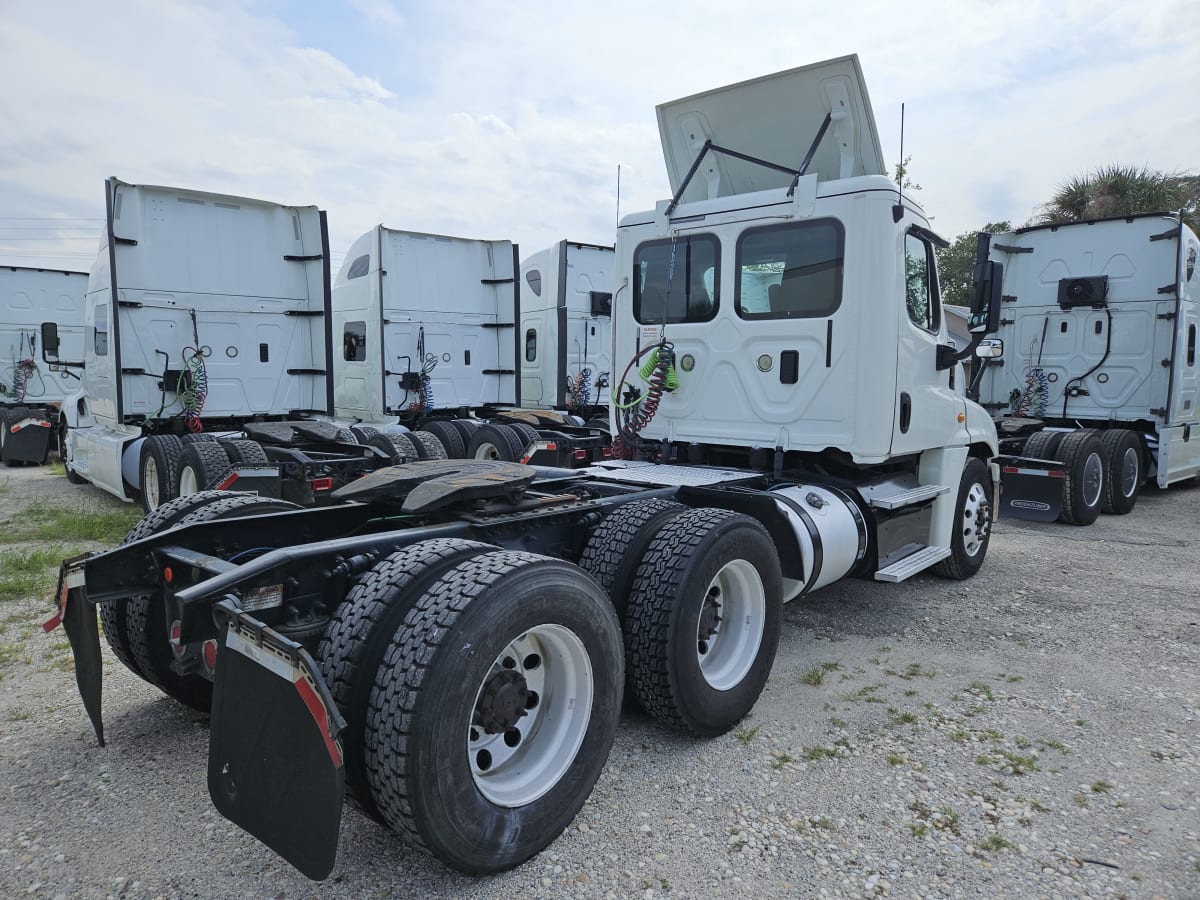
(656, 54, 885, 204)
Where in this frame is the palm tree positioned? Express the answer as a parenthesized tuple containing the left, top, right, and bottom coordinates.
(1034, 165, 1200, 232)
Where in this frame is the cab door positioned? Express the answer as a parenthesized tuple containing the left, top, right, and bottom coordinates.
(890, 232, 965, 455)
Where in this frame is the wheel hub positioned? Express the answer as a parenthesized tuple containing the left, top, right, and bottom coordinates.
(697, 588, 722, 647)
(475, 669, 529, 733)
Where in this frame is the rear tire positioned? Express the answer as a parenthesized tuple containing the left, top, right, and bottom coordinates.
(578, 498, 687, 622)
(176, 442, 234, 497)
(366, 432, 419, 463)
(1057, 430, 1104, 526)
(349, 425, 380, 443)
(450, 419, 480, 446)
(102, 490, 256, 683)
(364, 551, 623, 874)
(932, 458, 992, 580)
(420, 421, 466, 459)
(508, 422, 540, 449)
(221, 438, 269, 466)
(1022, 429, 1066, 460)
(317, 538, 496, 819)
(1099, 429, 1142, 515)
(409, 430, 448, 460)
(625, 508, 782, 736)
(468, 423, 524, 462)
(127, 495, 302, 709)
(139, 436, 184, 512)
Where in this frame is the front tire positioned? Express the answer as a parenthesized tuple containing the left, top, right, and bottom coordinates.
(625, 508, 782, 736)
(364, 551, 623, 874)
(932, 458, 992, 579)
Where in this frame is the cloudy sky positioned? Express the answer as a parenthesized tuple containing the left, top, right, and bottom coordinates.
(1, 0, 1196, 274)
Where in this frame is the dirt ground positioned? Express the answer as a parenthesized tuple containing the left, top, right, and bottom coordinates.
(0, 463, 1196, 899)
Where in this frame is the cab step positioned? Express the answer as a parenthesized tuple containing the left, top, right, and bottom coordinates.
(867, 483, 949, 510)
(873, 545, 951, 582)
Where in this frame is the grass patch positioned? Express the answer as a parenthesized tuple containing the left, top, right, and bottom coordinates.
(0, 547, 65, 601)
(0, 476, 9, 493)
(45, 461, 66, 476)
(844, 683, 885, 704)
(999, 751, 1038, 774)
(800, 662, 840, 686)
(908, 822, 928, 837)
(828, 716, 846, 728)
(770, 752, 794, 769)
(886, 752, 905, 766)
(0, 504, 139, 546)
(0, 640, 31, 679)
(1038, 739, 1069, 754)
(734, 724, 760, 744)
(801, 745, 838, 762)
(968, 682, 996, 701)
(976, 835, 1014, 852)
(1090, 779, 1113, 794)
(7, 708, 31, 721)
(1072, 794, 1090, 808)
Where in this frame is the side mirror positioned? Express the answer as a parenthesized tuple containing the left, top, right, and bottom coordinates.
(968, 260, 1003, 334)
(41, 322, 60, 360)
(975, 338, 1004, 360)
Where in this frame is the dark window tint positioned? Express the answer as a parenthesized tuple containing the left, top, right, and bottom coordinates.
(525, 269, 542, 297)
(525, 328, 537, 362)
(634, 235, 719, 324)
(94, 302, 109, 356)
(346, 254, 370, 280)
(904, 233, 939, 332)
(343, 321, 366, 361)
(735, 220, 843, 320)
(1188, 323, 1196, 367)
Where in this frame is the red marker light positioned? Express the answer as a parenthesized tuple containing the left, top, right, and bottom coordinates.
(163, 567, 173, 583)
(311, 476, 334, 491)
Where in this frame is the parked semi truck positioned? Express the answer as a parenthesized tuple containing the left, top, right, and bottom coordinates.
(976, 213, 1200, 523)
(0, 265, 87, 464)
(49, 56, 1041, 880)
(519, 239, 614, 416)
(43, 178, 396, 511)
(331, 226, 609, 467)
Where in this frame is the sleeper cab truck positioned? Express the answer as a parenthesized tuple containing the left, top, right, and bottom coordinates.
(330, 225, 608, 468)
(42, 177, 387, 512)
(975, 213, 1200, 524)
(48, 55, 1029, 883)
(0, 266, 87, 465)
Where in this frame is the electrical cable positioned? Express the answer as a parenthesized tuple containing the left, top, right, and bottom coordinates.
(1061, 308, 1113, 419)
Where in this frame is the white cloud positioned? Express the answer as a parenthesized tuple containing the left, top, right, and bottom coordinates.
(0, 0, 1195, 273)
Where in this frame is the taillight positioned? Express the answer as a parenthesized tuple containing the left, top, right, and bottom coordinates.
(169, 620, 185, 658)
(573, 449, 588, 460)
(202, 639, 219, 673)
(311, 476, 334, 491)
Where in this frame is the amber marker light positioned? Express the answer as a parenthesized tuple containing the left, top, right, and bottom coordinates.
(957, 413, 966, 423)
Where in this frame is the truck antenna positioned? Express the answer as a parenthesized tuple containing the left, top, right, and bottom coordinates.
(616, 164, 622, 231)
(893, 103, 905, 223)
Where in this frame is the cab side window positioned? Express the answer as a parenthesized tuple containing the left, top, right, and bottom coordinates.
(904, 234, 939, 332)
(633, 235, 719, 324)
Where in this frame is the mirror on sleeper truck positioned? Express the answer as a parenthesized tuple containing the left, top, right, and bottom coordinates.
(968, 259, 1003, 335)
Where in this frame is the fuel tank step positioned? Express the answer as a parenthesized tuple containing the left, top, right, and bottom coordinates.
(873, 545, 951, 582)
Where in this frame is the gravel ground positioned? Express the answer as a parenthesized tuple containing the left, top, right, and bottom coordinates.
(1, 464, 1197, 899)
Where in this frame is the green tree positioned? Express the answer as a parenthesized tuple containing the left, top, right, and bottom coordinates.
(1034, 164, 1200, 233)
(935, 222, 1011, 308)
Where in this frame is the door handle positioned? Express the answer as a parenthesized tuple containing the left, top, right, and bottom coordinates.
(899, 392, 911, 434)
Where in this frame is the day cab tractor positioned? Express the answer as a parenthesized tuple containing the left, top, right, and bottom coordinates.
(48, 56, 1038, 880)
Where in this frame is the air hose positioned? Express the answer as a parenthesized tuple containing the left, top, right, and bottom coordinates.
(179, 347, 208, 433)
(567, 368, 592, 413)
(611, 340, 677, 458)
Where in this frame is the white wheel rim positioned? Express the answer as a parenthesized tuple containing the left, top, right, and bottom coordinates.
(179, 465, 199, 496)
(473, 441, 502, 461)
(1119, 446, 1139, 498)
(1082, 452, 1103, 508)
(695, 559, 765, 691)
(143, 456, 160, 509)
(961, 481, 990, 558)
(468, 624, 593, 808)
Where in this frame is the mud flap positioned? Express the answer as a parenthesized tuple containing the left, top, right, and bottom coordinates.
(44, 555, 105, 746)
(208, 601, 345, 881)
(995, 456, 1066, 522)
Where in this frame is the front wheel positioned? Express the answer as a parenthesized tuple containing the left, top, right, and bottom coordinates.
(933, 458, 992, 580)
(365, 551, 622, 874)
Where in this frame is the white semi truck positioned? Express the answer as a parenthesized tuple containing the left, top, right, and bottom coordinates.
(519, 239, 613, 417)
(0, 265, 87, 464)
(49, 56, 1037, 881)
(976, 213, 1200, 523)
(331, 226, 610, 465)
(43, 178, 390, 511)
